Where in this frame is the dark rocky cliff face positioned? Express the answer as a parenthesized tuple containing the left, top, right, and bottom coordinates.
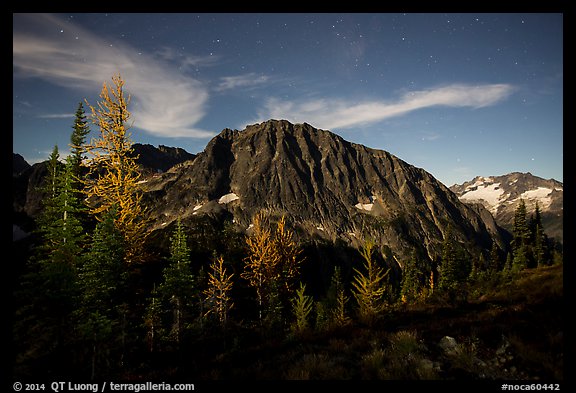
(13, 153, 31, 177)
(140, 119, 507, 263)
(131, 143, 196, 173)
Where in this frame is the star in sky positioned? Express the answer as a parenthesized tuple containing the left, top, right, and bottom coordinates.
(13, 12, 563, 187)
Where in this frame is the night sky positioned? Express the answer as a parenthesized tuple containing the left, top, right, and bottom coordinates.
(13, 12, 563, 187)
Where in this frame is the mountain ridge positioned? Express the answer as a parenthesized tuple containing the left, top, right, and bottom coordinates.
(450, 172, 563, 243)
(138, 119, 508, 263)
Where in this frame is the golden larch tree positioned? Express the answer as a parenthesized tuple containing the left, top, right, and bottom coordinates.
(204, 255, 234, 328)
(242, 212, 304, 325)
(351, 238, 389, 325)
(274, 215, 303, 297)
(241, 211, 280, 322)
(83, 74, 149, 264)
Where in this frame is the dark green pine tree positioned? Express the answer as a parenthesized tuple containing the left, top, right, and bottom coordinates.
(512, 199, 533, 271)
(76, 206, 126, 380)
(329, 265, 351, 327)
(489, 241, 502, 272)
(529, 201, 550, 267)
(34, 146, 62, 244)
(68, 102, 91, 214)
(513, 199, 530, 243)
(438, 226, 471, 299)
(290, 282, 314, 335)
(69, 102, 90, 179)
(533, 225, 550, 267)
(158, 219, 196, 346)
(143, 284, 164, 353)
(400, 249, 430, 303)
(504, 252, 513, 273)
(14, 146, 86, 374)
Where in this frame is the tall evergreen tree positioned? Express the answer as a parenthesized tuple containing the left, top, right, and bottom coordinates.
(68, 102, 91, 215)
(512, 199, 532, 270)
(533, 224, 550, 267)
(143, 284, 164, 353)
(14, 147, 79, 374)
(400, 249, 431, 303)
(438, 226, 471, 297)
(15, 105, 91, 375)
(529, 202, 550, 266)
(76, 206, 126, 379)
(158, 219, 196, 346)
(489, 241, 502, 272)
(69, 102, 90, 179)
(513, 199, 530, 243)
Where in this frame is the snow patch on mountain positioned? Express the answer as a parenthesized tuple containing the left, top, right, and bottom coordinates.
(355, 202, 374, 211)
(218, 193, 239, 204)
(459, 183, 504, 213)
(520, 187, 553, 209)
(354, 195, 378, 211)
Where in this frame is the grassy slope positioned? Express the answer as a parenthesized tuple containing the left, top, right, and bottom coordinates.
(137, 264, 564, 381)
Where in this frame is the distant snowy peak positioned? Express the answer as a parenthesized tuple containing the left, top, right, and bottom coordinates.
(450, 172, 563, 242)
(452, 172, 562, 213)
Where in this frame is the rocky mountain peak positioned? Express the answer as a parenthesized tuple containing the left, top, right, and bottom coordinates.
(140, 120, 507, 263)
(450, 172, 563, 242)
(132, 143, 196, 173)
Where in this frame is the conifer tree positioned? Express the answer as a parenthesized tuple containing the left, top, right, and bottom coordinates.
(69, 102, 90, 179)
(158, 219, 196, 345)
(511, 199, 533, 270)
(204, 255, 234, 328)
(274, 215, 303, 301)
(504, 252, 513, 273)
(330, 266, 350, 326)
(400, 249, 430, 303)
(291, 282, 314, 334)
(352, 238, 389, 325)
(46, 146, 61, 198)
(533, 225, 549, 267)
(15, 147, 78, 371)
(513, 199, 530, 244)
(529, 202, 550, 266)
(241, 211, 280, 324)
(83, 74, 149, 265)
(489, 241, 502, 272)
(438, 226, 471, 297)
(143, 285, 164, 353)
(76, 206, 126, 379)
(38, 146, 85, 324)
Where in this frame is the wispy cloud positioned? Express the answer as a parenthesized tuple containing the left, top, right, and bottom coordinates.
(252, 83, 515, 130)
(13, 13, 214, 138)
(419, 131, 441, 141)
(37, 113, 75, 119)
(155, 46, 220, 71)
(215, 73, 271, 92)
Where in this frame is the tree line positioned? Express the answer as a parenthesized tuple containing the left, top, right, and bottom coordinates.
(12, 75, 562, 380)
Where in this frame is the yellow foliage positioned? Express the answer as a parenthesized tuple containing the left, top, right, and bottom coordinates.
(204, 255, 234, 327)
(83, 74, 149, 264)
(241, 212, 304, 319)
